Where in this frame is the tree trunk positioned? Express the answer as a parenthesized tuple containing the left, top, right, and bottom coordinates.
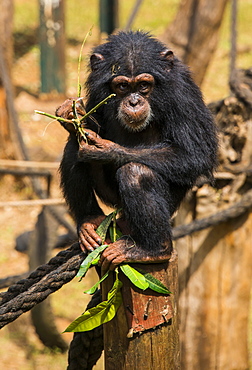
(162, 0, 229, 86)
(0, 0, 15, 158)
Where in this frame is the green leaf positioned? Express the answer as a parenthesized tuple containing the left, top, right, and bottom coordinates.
(141, 272, 172, 295)
(96, 212, 115, 242)
(107, 269, 122, 301)
(109, 225, 123, 243)
(64, 276, 122, 332)
(91, 256, 101, 266)
(77, 244, 108, 279)
(120, 264, 149, 290)
(84, 271, 110, 295)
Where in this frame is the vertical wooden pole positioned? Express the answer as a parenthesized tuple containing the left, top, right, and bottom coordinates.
(102, 249, 180, 370)
(39, 0, 66, 95)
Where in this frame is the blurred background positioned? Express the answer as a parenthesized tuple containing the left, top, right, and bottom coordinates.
(0, 0, 252, 369)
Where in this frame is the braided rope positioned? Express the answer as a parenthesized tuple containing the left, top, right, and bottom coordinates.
(172, 189, 252, 240)
(0, 243, 85, 328)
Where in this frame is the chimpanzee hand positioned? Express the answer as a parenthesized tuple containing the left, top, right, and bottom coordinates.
(78, 215, 106, 252)
(56, 97, 86, 133)
(79, 129, 119, 160)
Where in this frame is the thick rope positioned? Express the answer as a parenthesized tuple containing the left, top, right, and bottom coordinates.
(0, 272, 30, 290)
(172, 188, 252, 240)
(0, 243, 85, 328)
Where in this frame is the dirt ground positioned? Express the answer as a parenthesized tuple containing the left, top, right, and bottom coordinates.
(0, 44, 104, 369)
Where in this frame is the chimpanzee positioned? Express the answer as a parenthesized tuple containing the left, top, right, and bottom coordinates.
(57, 31, 217, 270)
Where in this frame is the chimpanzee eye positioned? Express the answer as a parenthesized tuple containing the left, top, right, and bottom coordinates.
(138, 82, 151, 94)
(117, 83, 129, 93)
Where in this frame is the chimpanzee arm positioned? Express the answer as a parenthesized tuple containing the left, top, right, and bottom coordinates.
(60, 136, 105, 251)
(78, 129, 212, 186)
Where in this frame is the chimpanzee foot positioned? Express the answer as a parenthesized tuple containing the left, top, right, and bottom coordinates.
(99, 237, 172, 271)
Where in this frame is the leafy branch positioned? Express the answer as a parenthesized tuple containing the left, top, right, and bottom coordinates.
(64, 211, 171, 333)
(35, 93, 115, 143)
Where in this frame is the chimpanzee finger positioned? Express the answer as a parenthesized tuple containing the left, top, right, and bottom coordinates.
(101, 255, 123, 271)
(79, 228, 99, 250)
(75, 98, 86, 117)
(87, 231, 102, 247)
(80, 231, 100, 250)
(79, 237, 94, 252)
(84, 129, 101, 143)
(80, 225, 102, 246)
(79, 238, 94, 253)
(99, 248, 121, 271)
(100, 256, 113, 272)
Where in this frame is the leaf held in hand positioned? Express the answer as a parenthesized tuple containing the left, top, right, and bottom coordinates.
(96, 211, 115, 242)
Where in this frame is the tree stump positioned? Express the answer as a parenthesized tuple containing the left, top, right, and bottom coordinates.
(102, 249, 179, 370)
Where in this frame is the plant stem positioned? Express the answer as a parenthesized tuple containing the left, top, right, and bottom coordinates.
(80, 94, 116, 122)
(77, 26, 93, 98)
(34, 110, 72, 124)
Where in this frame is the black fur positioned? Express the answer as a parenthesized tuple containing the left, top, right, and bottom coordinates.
(60, 31, 217, 254)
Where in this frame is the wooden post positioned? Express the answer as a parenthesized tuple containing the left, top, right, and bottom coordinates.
(39, 0, 66, 95)
(102, 249, 180, 370)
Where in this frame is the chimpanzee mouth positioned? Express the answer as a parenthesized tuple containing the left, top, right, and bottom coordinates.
(119, 111, 154, 132)
(120, 116, 154, 132)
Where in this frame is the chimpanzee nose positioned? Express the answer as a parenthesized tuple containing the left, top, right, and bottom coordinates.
(129, 94, 140, 107)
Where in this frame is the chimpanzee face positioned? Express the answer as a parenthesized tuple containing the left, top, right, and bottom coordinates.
(89, 43, 174, 132)
(111, 73, 154, 132)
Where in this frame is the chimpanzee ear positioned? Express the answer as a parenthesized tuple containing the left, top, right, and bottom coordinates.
(160, 49, 174, 63)
(90, 53, 105, 71)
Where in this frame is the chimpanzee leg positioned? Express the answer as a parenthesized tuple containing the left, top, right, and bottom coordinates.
(116, 162, 172, 254)
(99, 162, 172, 270)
